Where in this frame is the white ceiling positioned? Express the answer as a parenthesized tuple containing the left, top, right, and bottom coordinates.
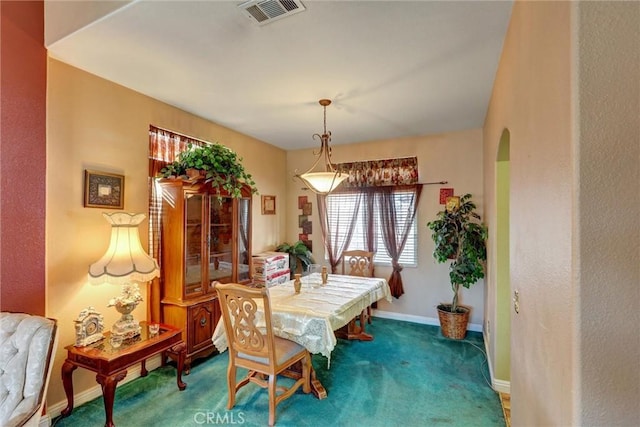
(45, 0, 513, 150)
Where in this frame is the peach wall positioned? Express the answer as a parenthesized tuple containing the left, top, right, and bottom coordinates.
(576, 2, 639, 425)
(0, 1, 46, 314)
(484, 1, 639, 425)
(46, 59, 287, 407)
(484, 2, 574, 425)
(286, 129, 485, 326)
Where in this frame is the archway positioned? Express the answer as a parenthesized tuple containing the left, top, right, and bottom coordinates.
(495, 128, 511, 383)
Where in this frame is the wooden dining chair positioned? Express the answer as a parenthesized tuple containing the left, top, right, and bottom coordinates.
(215, 283, 312, 426)
(341, 250, 375, 325)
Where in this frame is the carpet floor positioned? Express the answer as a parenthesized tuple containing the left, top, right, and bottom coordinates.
(53, 318, 505, 427)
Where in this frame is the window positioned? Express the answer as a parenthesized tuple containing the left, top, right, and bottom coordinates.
(326, 189, 418, 266)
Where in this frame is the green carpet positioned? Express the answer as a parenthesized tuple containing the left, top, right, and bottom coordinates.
(53, 318, 505, 426)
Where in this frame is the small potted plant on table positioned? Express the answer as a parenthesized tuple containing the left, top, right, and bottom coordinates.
(427, 193, 488, 339)
(275, 241, 315, 278)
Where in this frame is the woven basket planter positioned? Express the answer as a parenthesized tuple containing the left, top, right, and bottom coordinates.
(437, 304, 470, 340)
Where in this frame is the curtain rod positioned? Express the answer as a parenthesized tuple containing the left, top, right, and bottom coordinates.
(149, 125, 212, 145)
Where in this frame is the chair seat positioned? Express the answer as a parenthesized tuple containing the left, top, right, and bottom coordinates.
(239, 336, 306, 366)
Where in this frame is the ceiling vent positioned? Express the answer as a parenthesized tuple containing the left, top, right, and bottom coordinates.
(238, 0, 306, 26)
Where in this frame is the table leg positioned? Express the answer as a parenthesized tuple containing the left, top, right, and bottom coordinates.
(282, 362, 327, 400)
(60, 360, 78, 417)
(96, 371, 127, 427)
(309, 365, 327, 399)
(170, 342, 187, 390)
(140, 360, 148, 377)
(335, 310, 374, 341)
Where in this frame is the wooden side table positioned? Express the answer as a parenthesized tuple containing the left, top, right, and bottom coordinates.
(60, 322, 187, 427)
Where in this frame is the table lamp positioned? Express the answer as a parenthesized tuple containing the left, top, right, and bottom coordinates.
(88, 212, 159, 339)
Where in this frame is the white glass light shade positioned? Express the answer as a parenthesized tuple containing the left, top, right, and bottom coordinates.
(298, 171, 347, 194)
(88, 213, 159, 284)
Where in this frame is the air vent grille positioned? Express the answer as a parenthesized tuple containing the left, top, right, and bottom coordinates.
(239, 0, 306, 26)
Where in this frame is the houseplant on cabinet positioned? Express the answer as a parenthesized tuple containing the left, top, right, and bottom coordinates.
(159, 143, 257, 198)
(427, 193, 488, 339)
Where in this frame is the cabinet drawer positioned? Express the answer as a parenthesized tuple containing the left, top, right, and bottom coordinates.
(187, 299, 220, 353)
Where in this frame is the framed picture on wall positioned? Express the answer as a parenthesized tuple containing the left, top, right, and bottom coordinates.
(298, 196, 308, 209)
(261, 195, 276, 215)
(84, 170, 124, 209)
(302, 202, 312, 215)
(445, 196, 460, 212)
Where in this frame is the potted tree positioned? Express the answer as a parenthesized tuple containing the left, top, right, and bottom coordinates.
(160, 143, 257, 198)
(427, 193, 488, 339)
(275, 241, 315, 278)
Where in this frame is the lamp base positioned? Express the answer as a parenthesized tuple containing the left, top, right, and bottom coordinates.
(111, 315, 141, 339)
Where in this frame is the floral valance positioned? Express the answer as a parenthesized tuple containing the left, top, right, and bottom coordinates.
(337, 157, 418, 188)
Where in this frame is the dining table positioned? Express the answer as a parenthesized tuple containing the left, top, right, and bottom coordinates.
(211, 272, 392, 398)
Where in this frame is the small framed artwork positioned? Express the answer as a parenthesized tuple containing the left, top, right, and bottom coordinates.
(302, 220, 312, 235)
(445, 196, 460, 212)
(84, 170, 124, 209)
(298, 215, 308, 227)
(439, 188, 454, 204)
(261, 195, 276, 215)
(298, 196, 308, 209)
(302, 202, 312, 216)
(299, 233, 308, 241)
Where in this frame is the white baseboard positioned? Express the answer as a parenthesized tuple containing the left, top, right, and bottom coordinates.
(492, 378, 510, 394)
(483, 331, 511, 394)
(39, 414, 51, 427)
(47, 355, 163, 419)
(373, 309, 483, 332)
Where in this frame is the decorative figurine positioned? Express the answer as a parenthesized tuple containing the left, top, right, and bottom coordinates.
(294, 274, 302, 294)
(74, 306, 105, 347)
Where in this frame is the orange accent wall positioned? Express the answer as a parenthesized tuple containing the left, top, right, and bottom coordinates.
(0, 1, 46, 314)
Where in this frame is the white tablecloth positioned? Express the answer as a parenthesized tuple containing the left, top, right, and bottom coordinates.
(212, 273, 391, 362)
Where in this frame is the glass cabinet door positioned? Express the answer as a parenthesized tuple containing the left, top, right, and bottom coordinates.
(208, 195, 233, 286)
(184, 193, 204, 296)
(237, 197, 251, 283)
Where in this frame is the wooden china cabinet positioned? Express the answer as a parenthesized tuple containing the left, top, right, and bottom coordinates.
(159, 179, 252, 370)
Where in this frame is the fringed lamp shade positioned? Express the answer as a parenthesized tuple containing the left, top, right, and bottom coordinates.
(88, 212, 159, 339)
(88, 213, 159, 284)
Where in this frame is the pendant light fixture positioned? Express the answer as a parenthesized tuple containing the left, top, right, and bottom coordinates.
(295, 99, 347, 194)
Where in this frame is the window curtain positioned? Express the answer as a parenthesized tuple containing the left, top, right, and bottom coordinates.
(317, 192, 363, 273)
(376, 184, 423, 298)
(148, 126, 207, 320)
(338, 157, 418, 188)
(148, 126, 206, 259)
(324, 156, 421, 298)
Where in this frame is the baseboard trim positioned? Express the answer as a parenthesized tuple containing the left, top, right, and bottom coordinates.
(492, 378, 510, 394)
(373, 309, 483, 332)
(483, 331, 511, 394)
(47, 354, 163, 419)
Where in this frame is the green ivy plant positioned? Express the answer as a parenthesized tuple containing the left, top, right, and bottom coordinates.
(160, 143, 257, 198)
(275, 241, 315, 278)
(427, 193, 488, 313)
